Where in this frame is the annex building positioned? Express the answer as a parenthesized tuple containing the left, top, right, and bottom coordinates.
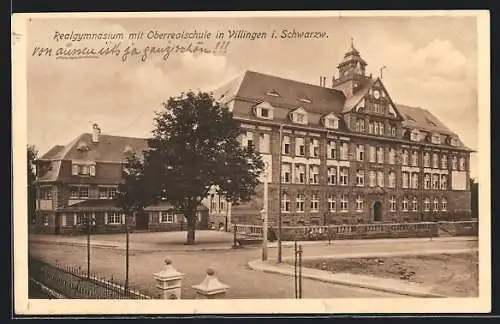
(32, 42, 474, 234)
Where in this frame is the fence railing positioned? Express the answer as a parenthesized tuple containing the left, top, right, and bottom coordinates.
(28, 256, 153, 299)
(234, 220, 478, 242)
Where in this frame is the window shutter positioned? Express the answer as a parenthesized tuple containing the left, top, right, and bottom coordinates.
(72, 164, 78, 175)
(89, 165, 96, 176)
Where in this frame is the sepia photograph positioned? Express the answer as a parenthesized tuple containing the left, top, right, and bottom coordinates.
(12, 10, 490, 315)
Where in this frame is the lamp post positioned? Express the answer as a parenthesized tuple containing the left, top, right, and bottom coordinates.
(85, 213, 96, 279)
(277, 124, 283, 263)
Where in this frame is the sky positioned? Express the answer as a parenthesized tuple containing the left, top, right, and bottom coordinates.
(26, 14, 479, 178)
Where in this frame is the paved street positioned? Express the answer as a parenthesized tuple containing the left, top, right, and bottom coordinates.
(27, 231, 477, 299)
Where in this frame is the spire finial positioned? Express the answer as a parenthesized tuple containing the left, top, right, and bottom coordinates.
(350, 37, 355, 49)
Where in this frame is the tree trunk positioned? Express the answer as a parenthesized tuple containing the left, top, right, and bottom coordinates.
(185, 208, 197, 245)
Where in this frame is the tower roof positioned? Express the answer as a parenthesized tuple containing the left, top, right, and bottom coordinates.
(338, 38, 367, 67)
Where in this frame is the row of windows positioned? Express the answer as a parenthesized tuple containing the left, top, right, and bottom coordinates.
(281, 165, 450, 190)
(240, 132, 467, 171)
(69, 186, 117, 199)
(354, 119, 397, 137)
(71, 163, 96, 176)
(280, 193, 448, 213)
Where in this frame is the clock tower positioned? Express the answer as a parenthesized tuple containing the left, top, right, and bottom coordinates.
(332, 39, 372, 97)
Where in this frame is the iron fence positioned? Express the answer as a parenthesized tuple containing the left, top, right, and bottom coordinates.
(28, 256, 153, 299)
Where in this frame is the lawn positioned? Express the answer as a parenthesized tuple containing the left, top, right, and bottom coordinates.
(298, 252, 478, 297)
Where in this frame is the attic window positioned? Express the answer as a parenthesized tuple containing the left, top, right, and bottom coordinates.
(266, 89, 280, 97)
(298, 96, 312, 103)
(431, 134, 442, 145)
(450, 136, 459, 147)
(76, 141, 89, 151)
(291, 108, 308, 125)
(410, 129, 420, 142)
(405, 115, 416, 123)
(253, 102, 274, 120)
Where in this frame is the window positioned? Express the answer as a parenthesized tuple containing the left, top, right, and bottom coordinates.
(410, 130, 420, 141)
(296, 138, 305, 156)
(294, 112, 306, 124)
(328, 194, 336, 212)
(340, 142, 349, 160)
(377, 171, 384, 187)
(282, 163, 291, 183)
(356, 144, 365, 161)
(369, 122, 374, 134)
(340, 195, 348, 212)
(402, 197, 409, 212)
(340, 168, 349, 186)
(412, 197, 418, 212)
(424, 174, 431, 189)
(374, 102, 381, 114)
(377, 147, 384, 163)
(390, 126, 397, 137)
(43, 214, 49, 226)
(441, 198, 448, 211)
(441, 155, 448, 169)
(69, 186, 89, 199)
(259, 133, 270, 153)
(328, 141, 337, 159)
(107, 212, 122, 225)
(388, 149, 395, 164)
(440, 175, 448, 190)
(452, 155, 458, 170)
(245, 131, 254, 148)
(424, 198, 430, 211)
(356, 170, 364, 186)
(459, 157, 466, 171)
(388, 171, 396, 188)
(432, 153, 439, 168)
(356, 119, 365, 132)
(310, 193, 319, 212)
(402, 149, 408, 165)
(283, 136, 291, 154)
(260, 107, 269, 118)
(310, 139, 320, 157)
(281, 192, 290, 212)
(296, 194, 305, 212)
(411, 151, 419, 166)
(326, 117, 339, 129)
(220, 201, 226, 212)
(369, 171, 376, 187)
(402, 172, 409, 188)
(72, 163, 96, 176)
(327, 167, 337, 185)
(369, 146, 376, 163)
(433, 198, 439, 211)
(99, 186, 117, 199)
(450, 137, 459, 146)
(432, 175, 439, 189)
(431, 134, 441, 144)
(309, 165, 319, 184)
(411, 173, 419, 189)
(424, 152, 430, 167)
(379, 122, 385, 135)
(295, 164, 306, 184)
(356, 196, 363, 212)
(389, 196, 397, 212)
(374, 122, 379, 134)
(40, 186, 52, 200)
(75, 213, 84, 225)
(161, 211, 174, 223)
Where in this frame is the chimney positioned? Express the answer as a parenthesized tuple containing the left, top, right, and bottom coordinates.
(92, 123, 101, 143)
(319, 76, 323, 87)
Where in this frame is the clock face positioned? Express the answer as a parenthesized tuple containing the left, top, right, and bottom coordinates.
(373, 89, 380, 99)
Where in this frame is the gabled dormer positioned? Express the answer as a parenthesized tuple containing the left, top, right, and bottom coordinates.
(289, 107, 308, 125)
(449, 135, 460, 147)
(322, 112, 339, 129)
(430, 132, 442, 145)
(252, 101, 274, 120)
(265, 89, 280, 97)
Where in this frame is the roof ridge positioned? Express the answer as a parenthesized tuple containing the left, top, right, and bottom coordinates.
(244, 70, 339, 92)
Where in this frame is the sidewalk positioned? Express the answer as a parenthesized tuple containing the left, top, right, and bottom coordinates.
(248, 259, 444, 298)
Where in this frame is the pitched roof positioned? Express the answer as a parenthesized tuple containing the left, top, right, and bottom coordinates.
(341, 78, 376, 113)
(397, 104, 455, 135)
(40, 133, 149, 163)
(216, 70, 346, 115)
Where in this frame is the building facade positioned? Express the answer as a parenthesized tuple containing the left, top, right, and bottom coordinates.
(33, 126, 209, 234)
(214, 43, 473, 226)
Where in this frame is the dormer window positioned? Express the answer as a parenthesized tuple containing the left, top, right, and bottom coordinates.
(76, 141, 89, 151)
(253, 102, 274, 120)
(323, 113, 339, 129)
(431, 133, 441, 145)
(298, 96, 312, 103)
(410, 129, 420, 141)
(265, 89, 280, 97)
(290, 107, 308, 125)
(450, 136, 460, 147)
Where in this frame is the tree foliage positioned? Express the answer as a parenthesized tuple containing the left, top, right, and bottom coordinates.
(116, 91, 265, 243)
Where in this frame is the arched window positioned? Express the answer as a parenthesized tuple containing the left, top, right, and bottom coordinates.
(388, 172, 396, 188)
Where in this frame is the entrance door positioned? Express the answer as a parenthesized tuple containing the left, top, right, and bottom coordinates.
(373, 201, 382, 222)
(135, 211, 149, 230)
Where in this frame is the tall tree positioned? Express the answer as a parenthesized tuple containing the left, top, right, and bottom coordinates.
(27, 145, 38, 224)
(118, 91, 264, 244)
